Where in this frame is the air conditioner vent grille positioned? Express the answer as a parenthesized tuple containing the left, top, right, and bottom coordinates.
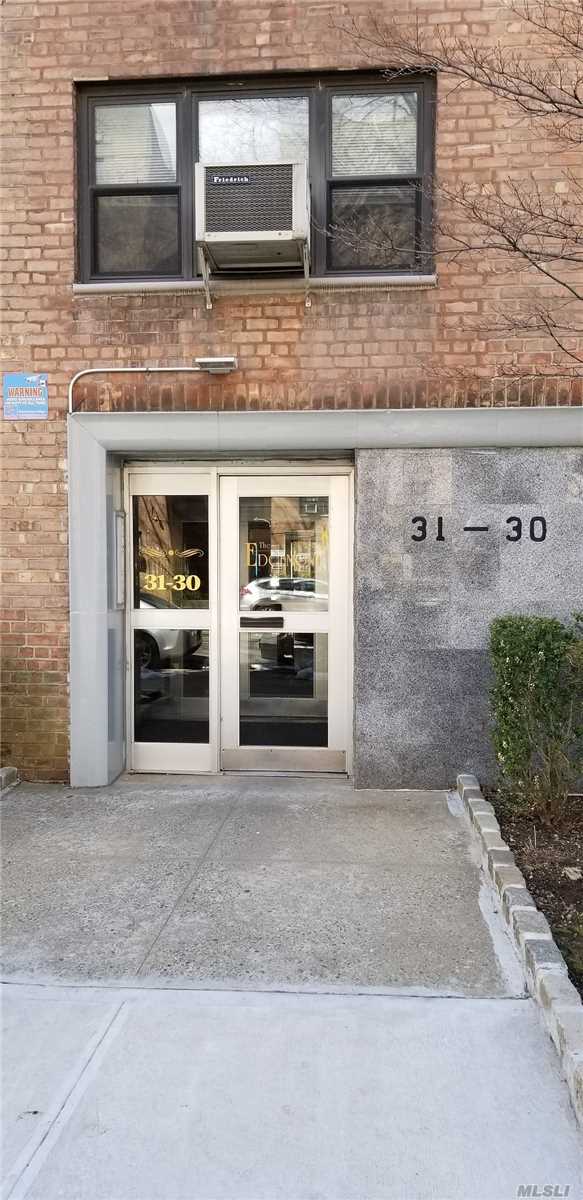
(204, 163, 294, 232)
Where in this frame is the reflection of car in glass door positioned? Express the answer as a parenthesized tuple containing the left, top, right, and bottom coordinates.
(136, 592, 208, 728)
(137, 592, 203, 669)
(134, 590, 210, 744)
(239, 576, 328, 611)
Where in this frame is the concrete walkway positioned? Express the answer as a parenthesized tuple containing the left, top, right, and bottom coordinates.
(1, 777, 521, 992)
(2, 778, 582, 1198)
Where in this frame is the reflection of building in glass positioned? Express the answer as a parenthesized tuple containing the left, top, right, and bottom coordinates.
(94, 103, 178, 274)
(133, 496, 209, 607)
(240, 496, 329, 585)
(95, 103, 176, 184)
(331, 93, 418, 175)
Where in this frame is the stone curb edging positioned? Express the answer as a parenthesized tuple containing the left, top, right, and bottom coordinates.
(457, 772, 583, 1130)
(0, 766, 19, 794)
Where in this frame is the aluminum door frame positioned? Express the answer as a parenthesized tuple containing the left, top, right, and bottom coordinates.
(124, 461, 353, 775)
(219, 473, 351, 772)
(125, 468, 218, 773)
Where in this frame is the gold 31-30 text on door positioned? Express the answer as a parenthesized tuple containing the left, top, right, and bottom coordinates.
(142, 574, 201, 592)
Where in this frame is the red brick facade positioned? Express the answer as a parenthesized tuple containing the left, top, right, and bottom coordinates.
(1, 0, 581, 779)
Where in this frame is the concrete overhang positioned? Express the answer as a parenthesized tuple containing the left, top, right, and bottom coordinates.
(69, 406, 583, 454)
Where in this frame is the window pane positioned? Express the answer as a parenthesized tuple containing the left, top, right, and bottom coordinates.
(95, 194, 179, 276)
(332, 93, 417, 177)
(239, 495, 329, 613)
(329, 185, 417, 271)
(94, 102, 177, 185)
(133, 495, 209, 608)
(134, 630, 209, 743)
(198, 97, 309, 165)
(240, 632, 328, 747)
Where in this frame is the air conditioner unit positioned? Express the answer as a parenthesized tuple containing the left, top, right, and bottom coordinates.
(195, 162, 310, 297)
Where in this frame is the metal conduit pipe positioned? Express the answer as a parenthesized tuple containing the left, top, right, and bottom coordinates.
(68, 363, 236, 414)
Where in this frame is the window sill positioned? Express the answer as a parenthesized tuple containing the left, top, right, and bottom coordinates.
(72, 273, 437, 298)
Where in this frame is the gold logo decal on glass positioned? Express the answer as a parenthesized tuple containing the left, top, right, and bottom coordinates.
(143, 547, 204, 561)
(245, 541, 325, 575)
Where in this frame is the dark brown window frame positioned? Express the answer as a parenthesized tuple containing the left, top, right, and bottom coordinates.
(76, 70, 435, 283)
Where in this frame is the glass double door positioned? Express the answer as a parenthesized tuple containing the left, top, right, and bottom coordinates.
(127, 469, 350, 773)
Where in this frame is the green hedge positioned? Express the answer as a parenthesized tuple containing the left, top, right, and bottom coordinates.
(489, 614, 582, 809)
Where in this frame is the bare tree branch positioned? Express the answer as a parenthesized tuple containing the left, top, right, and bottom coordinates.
(333, 1, 583, 373)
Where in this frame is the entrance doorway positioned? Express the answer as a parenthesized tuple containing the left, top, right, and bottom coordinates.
(126, 465, 352, 774)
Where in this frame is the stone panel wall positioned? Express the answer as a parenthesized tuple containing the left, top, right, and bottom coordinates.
(354, 448, 583, 788)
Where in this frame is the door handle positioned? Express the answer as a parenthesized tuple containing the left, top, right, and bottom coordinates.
(240, 616, 284, 628)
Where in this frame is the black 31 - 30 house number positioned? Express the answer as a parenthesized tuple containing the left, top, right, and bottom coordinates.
(411, 516, 548, 542)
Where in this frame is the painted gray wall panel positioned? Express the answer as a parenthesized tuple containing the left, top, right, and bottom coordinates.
(106, 456, 125, 782)
(68, 420, 109, 786)
(69, 422, 125, 786)
(354, 448, 583, 788)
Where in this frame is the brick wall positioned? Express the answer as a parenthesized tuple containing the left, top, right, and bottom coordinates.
(1, 0, 581, 779)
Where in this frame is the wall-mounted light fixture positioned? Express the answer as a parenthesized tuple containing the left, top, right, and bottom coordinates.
(194, 356, 238, 374)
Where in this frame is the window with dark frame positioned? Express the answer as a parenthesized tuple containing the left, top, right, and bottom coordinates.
(77, 74, 434, 283)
